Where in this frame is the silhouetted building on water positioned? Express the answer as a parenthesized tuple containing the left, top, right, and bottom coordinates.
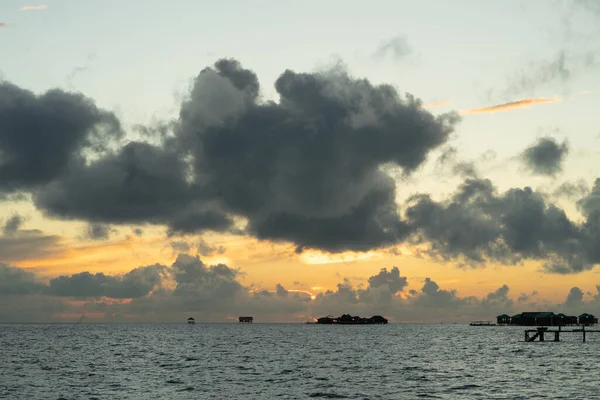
(497, 312, 597, 326)
(316, 314, 388, 324)
(187, 317, 195, 324)
(239, 316, 253, 323)
(579, 313, 598, 325)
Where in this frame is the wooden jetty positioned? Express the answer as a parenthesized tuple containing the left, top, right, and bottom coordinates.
(524, 325, 600, 342)
(239, 316, 253, 323)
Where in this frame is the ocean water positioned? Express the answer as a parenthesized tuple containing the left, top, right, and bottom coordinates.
(1, 323, 598, 399)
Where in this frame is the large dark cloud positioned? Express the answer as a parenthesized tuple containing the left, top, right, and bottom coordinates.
(521, 137, 569, 176)
(0, 82, 123, 193)
(34, 141, 192, 223)
(174, 59, 458, 251)
(405, 177, 598, 273)
(34, 141, 234, 232)
(27, 59, 458, 252)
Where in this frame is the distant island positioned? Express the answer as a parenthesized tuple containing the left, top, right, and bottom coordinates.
(316, 314, 388, 325)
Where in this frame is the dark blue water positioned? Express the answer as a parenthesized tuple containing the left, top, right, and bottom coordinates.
(1, 324, 598, 399)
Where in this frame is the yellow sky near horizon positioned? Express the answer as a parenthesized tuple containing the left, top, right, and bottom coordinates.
(8, 219, 599, 305)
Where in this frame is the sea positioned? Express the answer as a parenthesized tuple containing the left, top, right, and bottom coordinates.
(1, 323, 598, 399)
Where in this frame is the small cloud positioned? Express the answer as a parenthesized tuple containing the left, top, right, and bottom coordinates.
(86, 224, 115, 241)
(65, 53, 97, 90)
(421, 100, 450, 109)
(3, 214, 25, 235)
(171, 240, 191, 254)
(521, 137, 569, 176)
(197, 239, 226, 257)
(460, 96, 561, 115)
(0, 22, 11, 28)
(373, 35, 412, 60)
(552, 180, 589, 200)
(20, 5, 48, 11)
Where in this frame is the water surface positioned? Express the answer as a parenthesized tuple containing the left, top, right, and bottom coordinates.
(1, 323, 597, 399)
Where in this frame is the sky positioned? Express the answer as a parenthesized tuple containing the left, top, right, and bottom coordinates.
(1, 0, 600, 323)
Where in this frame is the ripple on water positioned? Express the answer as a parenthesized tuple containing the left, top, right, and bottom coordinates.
(308, 393, 349, 398)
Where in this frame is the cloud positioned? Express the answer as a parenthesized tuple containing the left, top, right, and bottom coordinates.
(169, 254, 243, 309)
(20, 5, 48, 11)
(503, 52, 572, 97)
(433, 146, 491, 178)
(574, 0, 600, 15)
(0, 82, 123, 194)
(0, 294, 68, 323)
(65, 54, 97, 90)
(552, 180, 589, 200)
(3, 57, 593, 273)
(460, 97, 561, 115)
(46, 264, 167, 299)
(170, 240, 191, 254)
(521, 137, 569, 176)
(404, 177, 600, 273)
(0, 264, 44, 294)
(373, 36, 412, 60)
(0, 192, 28, 203)
(29, 58, 459, 252)
(0, 22, 11, 28)
(179, 60, 457, 251)
(34, 141, 231, 233)
(367, 266, 408, 294)
(0, 230, 63, 263)
(197, 239, 226, 257)
(497, 2, 600, 99)
(565, 286, 584, 307)
(577, 178, 600, 218)
(2, 214, 25, 235)
(85, 223, 115, 240)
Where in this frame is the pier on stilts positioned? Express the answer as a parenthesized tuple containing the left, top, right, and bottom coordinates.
(524, 325, 600, 342)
